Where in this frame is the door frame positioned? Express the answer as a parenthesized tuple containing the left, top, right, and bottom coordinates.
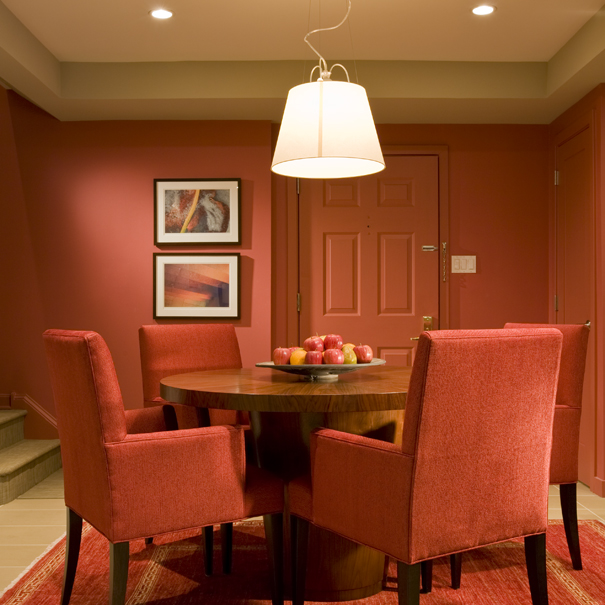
(282, 145, 450, 348)
(550, 109, 603, 493)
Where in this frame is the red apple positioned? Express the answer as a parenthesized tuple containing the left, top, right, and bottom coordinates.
(323, 334, 344, 350)
(323, 348, 344, 364)
(305, 350, 323, 364)
(303, 336, 324, 352)
(354, 344, 373, 363)
(273, 347, 291, 365)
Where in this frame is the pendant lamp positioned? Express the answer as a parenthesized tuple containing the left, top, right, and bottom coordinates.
(271, 0, 385, 179)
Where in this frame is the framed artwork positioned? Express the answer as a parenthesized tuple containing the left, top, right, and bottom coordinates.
(154, 178, 241, 245)
(153, 253, 240, 319)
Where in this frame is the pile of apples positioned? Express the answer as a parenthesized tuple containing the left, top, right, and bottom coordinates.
(273, 334, 373, 366)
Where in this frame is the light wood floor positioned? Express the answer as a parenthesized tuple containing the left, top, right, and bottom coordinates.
(0, 473, 604, 594)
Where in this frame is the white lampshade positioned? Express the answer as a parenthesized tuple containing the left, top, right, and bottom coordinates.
(271, 80, 385, 179)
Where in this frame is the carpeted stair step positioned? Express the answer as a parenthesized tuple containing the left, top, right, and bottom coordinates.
(0, 409, 27, 450)
(0, 438, 61, 505)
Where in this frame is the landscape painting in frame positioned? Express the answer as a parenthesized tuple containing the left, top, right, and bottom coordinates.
(154, 253, 240, 319)
(155, 179, 241, 245)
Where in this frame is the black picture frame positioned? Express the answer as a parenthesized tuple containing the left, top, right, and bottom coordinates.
(153, 253, 240, 319)
(154, 178, 241, 245)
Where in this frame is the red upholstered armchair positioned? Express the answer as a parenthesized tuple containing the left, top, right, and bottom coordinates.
(44, 329, 284, 605)
(139, 323, 251, 573)
(505, 322, 590, 570)
(289, 328, 562, 605)
(139, 323, 249, 430)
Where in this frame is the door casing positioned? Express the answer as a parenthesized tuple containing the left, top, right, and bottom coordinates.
(282, 145, 450, 348)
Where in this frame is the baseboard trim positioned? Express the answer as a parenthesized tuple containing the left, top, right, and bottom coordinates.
(11, 392, 58, 435)
(590, 476, 605, 498)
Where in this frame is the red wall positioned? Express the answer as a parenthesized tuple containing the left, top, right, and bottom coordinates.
(548, 86, 605, 495)
(1, 89, 551, 424)
(0, 90, 48, 408)
(272, 123, 551, 348)
(376, 124, 550, 330)
(2, 90, 273, 413)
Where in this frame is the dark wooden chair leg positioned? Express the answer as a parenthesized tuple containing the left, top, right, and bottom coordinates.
(144, 537, 153, 546)
(525, 533, 548, 605)
(203, 526, 214, 576)
(420, 560, 432, 593)
(450, 552, 462, 589)
(263, 513, 284, 605)
(109, 541, 129, 605)
(162, 404, 179, 431)
(397, 561, 421, 605)
(382, 556, 390, 588)
(220, 522, 233, 574)
(61, 508, 83, 605)
(560, 483, 582, 570)
(291, 515, 310, 605)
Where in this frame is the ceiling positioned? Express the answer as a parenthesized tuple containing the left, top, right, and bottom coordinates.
(2, 0, 605, 123)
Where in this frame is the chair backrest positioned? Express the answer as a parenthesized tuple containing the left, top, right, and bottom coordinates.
(401, 328, 562, 561)
(139, 324, 243, 426)
(139, 324, 242, 402)
(505, 322, 590, 484)
(504, 323, 589, 409)
(43, 329, 127, 526)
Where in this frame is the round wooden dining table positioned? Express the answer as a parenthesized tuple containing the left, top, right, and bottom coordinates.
(160, 364, 411, 602)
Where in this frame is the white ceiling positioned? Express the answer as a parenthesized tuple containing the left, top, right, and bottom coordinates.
(1, 0, 605, 123)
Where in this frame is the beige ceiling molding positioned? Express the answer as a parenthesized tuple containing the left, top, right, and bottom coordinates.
(548, 5, 605, 94)
(0, 1, 59, 95)
(357, 62, 547, 99)
(1, 2, 605, 123)
(61, 61, 547, 101)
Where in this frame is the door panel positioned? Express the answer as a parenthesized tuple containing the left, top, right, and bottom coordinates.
(299, 154, 440, 367)
(556, 125, 595, 486)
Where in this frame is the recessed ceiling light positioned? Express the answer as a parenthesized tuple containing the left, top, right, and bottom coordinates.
(472, 5, 496, 16)
(150, 9, 173, 19)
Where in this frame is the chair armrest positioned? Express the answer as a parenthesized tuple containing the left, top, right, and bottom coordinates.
(310, 428, 414, 562)
(124, 405, 176, 433)
(103, 425, 246, 542)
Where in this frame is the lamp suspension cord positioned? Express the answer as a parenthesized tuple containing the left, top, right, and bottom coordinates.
(304, 0, 351, 81)
(346, 0, 359, 84)
(303, 0, 315, 83)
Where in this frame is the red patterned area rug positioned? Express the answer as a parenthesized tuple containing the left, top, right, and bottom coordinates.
(2, 520, 605, 604)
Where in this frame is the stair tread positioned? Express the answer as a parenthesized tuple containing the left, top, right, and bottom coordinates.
(0, 410, 27, 426)
(0, 440, 60, 476)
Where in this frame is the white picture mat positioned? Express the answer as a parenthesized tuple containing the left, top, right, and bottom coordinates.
(154, 254, 239, 318)
(155, 180, 240, 244)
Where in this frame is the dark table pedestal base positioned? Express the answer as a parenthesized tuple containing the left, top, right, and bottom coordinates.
(250, 410, 404, 602)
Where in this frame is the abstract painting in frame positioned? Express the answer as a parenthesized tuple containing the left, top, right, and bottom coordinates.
(155, 179, 241, 245)
(154, 253, 240, 319)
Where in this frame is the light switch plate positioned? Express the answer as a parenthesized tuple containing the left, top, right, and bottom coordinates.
(451, 255, 476, 273)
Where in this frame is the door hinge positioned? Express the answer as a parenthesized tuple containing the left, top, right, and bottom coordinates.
(554, 295, 558, 312)
(554, 170, 560, 186)
(297, 292, 301, 313)
(442, 242, 447, 282)
(296, 178, 300, 195)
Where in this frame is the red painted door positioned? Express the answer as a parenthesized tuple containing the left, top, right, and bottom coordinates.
(299, 154, 440, 367)
(555, 125, 596, 486)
